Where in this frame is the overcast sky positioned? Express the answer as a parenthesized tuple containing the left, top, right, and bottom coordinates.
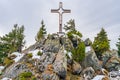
(0, 0, 120, 49)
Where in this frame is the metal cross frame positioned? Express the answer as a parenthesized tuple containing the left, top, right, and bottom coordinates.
(51, 2, 71, 33)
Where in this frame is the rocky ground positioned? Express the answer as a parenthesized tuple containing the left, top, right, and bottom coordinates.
(0, 34, 120, 80)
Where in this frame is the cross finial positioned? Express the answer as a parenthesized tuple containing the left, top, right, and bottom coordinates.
(51, 2, 71, 34)
(59, 2, 62, 8)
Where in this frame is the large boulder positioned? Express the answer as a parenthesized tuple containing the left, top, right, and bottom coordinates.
(36, 45, 67, 79)
(53, 47, 67, 79)
(102, 50, 118, 68)
(82, 49, 101, 70)
(105, 57, 120, 71)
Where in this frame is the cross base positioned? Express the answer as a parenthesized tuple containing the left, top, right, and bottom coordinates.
(57, 32, 65, 37)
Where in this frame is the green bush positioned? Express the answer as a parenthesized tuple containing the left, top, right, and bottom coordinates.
(67, 30, 82, 42)
(20, 72, 32, 77)
(31, 76, 37, 80)
(3, 57, 14, 67)
(37, 51, 43, 56)
(27, 53, 33, 58)
(71, 41, 85, 62)
(19, 72, 32, 78)
(19, 77, 26, 80)
(18, 72, 35, 80)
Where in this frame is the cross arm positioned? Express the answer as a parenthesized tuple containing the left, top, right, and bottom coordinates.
(63, 9, 71, 13)
(51, 9, 59, 13)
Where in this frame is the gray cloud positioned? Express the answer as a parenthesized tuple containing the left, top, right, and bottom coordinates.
(0, 0, 120, 49)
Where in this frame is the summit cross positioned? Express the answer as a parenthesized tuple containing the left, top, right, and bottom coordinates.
(51, 2, 71, 33)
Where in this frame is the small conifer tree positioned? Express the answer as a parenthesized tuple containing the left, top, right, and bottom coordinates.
(92, 28, 110, 59)
(36, 20, 47, 41)
(64, 19, 82, 40)
(116, 36, 120, 57)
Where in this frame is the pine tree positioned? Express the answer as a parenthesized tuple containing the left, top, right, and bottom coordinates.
(64, 19, 76, 31)
(116, 36, 120, 57)
(64, 19, 82, 40)
(92, 28, 110, 59)
(0, 24, 25, 64)
(64, 19, 85, 62)
(0, 42, 7, 64)
(36, 20, 47, 41)
(0, 24, 25, 53)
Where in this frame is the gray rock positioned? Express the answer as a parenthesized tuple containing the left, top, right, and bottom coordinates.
(84, 38, 92, 46)
(41, 73, 59, 80)
(53, 47, 67, 79)
(105, 57, 120, 71)
(82, 67, 95, 80)
(44, 45, 59, 53)
(102, 50, 118, 68)
(2, 63, 31, 78)
(43, 38, 60, 53)
(37, 52, 56, 72)
(64, 38, 73, 51)
(82, 49, 101, 70)
(41, 63, 59, 80)
(0, 66, 4, 75)
(67, 59, 73, 65)
(72, 61, 82, 75)
(23, 39, 45, 53)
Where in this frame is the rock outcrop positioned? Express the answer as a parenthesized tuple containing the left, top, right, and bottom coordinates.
(1, 34, 119, 80)
(82, 49, 101, 70)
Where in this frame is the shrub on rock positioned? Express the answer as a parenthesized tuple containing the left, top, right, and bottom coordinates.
(3, 57, 14, 67)
(27, 53, 33, 58)
(18, 72, 33, 80)
(37, 51, 43, 56)
(71, 41, 85, 62)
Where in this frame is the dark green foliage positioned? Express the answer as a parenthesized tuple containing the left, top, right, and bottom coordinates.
(37, 51, 43, 56)
(35, 20, 47, 41)
(64, 19, 85, 62)
(116, 36, 120, 57)
(3, 57, 14, 67)
(64, 19, 82, 40)
(31, 76, 37, 80)
(0, 24, 25, 53)
(19, 72, 32, 77)
(71, 41, 85, 62)
(19, 72, 32, 80)
(92, 28, 110, 59)
(0, 24, 25, 64)
(64, 19, 76, 31)
(27, 53, 33, 58)
(67, 30, 82, 40)
(0, 43, 7, 64)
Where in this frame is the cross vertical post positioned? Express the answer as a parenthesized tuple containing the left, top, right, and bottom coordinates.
(51, 2, 71, 33)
